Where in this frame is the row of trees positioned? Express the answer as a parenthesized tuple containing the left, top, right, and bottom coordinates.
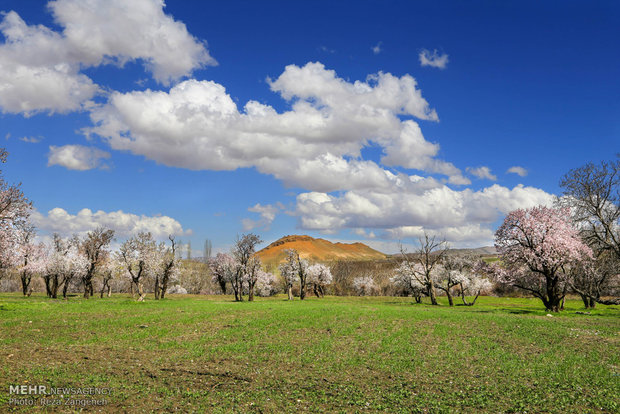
(1, 145, 616, 309)
(7, 225, 182, 301)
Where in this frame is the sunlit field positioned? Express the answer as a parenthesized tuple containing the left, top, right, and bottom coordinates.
(0, 294, 618, 413)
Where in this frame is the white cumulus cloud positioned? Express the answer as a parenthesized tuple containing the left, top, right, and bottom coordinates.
(87, 62, 467, 192)
(419, 49, 449, 69)
(0, 0, 213, 115)
(295, 183, 554, 246)
(31, 207, 191, 239)
(47, 145, 111, 170)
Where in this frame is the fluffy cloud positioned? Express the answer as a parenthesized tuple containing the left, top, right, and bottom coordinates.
(88, 62, 467, 192)
(507, 166, 528, 177)
(242, 203, 282, 231)
(0, 0, 213, 115)
(419, 49, 449, 69)
(47, 145, 111, 170)
(467, 166, 497, 181)
(0, 11, 99, 115)
(31, 207, 191, 239)
(49, 0, 215, 84)
(295, 183, 554, 245)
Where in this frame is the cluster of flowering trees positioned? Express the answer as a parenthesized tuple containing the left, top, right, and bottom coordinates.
(386, 238, 492, 306)
(209, 233, 279, 301)
(6, 224, 182, 301)
(209, 241, 333, 302)
(117, 232, 181, 301)
(278, 249, 332, 300)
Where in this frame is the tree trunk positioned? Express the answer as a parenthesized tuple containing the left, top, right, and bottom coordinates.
(287, 285, 294, 300)
(62, 280, 69, 298)
(300, 279, 306, 300)
(160, 275, 169, 299)
(107, 284, 112, 297)
(154, 276, 160, 300)
(428, 280, 438, 305)
(83, 277, 91, 299)
(580, 293, 590, 308)
(21, 274, 30, 296)
(136, 281, 145, 301)
(446, 289, 454, 306)
(51, 276, 59, 299)
(248, 280, 255, 302)
(218, 278, 227, 294)
(588, 297, 596, 309)
(44, 276, 52, 297)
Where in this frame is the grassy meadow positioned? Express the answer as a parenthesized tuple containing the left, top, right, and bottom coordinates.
(0, 294, 618, 413)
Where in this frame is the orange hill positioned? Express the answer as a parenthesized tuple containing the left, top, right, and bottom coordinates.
(256, 235, 387, 268)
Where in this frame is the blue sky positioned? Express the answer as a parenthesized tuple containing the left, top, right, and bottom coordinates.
(1, 0, 618, 254)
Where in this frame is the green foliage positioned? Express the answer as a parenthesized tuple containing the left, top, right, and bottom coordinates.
(0, 294, 617, 412)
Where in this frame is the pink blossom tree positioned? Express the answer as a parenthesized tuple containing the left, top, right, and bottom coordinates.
(495, 205, 592, 312)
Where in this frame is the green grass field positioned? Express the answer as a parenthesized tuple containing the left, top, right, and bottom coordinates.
(0, 294, 618, 413)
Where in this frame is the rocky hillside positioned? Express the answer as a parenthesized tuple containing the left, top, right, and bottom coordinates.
(256, 235, 387, 268)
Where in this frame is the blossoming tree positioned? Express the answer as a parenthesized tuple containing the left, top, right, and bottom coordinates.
(494, 205, 592, 312)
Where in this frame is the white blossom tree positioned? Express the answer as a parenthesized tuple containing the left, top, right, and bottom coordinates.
(209, 253, 236, 295)
(390, 261, 427, 303)
(232, 233, 262, 301)
(279, 249, 299, 300)
(154, 235, 180, 300)
(399, 233, 448, 305)
(352, 275, 378, 296)
(255, 269, 278, 297)
(307, 263, 332, 298)
(80, 227, 115, 299)
(0, 149, 32, 279)
(44, 234, 88, 299)
(117, 232, 158, 301)
(15, 225, 45, 296)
